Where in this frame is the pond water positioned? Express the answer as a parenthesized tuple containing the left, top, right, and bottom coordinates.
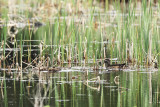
(0, 68, 159, 107)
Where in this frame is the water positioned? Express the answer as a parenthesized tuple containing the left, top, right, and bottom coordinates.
(0, 68, 159, 107)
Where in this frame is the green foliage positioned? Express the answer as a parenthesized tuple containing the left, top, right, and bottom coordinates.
(0, 0, 160, 67)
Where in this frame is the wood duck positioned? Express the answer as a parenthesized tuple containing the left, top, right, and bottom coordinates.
(48, 67, 61, 72)
(39, 67, 61, 73)
(104, 58, 126, 70)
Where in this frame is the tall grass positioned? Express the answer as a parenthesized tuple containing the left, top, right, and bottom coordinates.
(0, 0, 160, 68)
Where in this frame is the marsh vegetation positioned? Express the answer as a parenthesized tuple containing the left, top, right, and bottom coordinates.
(0, 0, 160, 107)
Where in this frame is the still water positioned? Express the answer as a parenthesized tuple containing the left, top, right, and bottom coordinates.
(0, 68, 159, 107)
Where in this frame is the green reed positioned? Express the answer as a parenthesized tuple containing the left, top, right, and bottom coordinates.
(3, 79, 8, 107)
(1, 26, 7, 70)
(0, 0, 160, 68)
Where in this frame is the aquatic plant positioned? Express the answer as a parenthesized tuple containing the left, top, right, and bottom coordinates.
(0, 0, 159, 70)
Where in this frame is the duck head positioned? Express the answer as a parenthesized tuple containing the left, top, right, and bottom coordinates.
(104, 58, 111, 67)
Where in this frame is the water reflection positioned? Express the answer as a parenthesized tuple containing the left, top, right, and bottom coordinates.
(0, 69, 160, 107)
(29, 72, 54, 106)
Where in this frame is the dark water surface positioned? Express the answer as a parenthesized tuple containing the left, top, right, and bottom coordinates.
(0, 68, 159, 107)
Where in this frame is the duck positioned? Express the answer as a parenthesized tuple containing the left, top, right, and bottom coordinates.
(104, 58, 126, 71)
(48, 67, 61, 72)
(39, 67, 61, 73)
